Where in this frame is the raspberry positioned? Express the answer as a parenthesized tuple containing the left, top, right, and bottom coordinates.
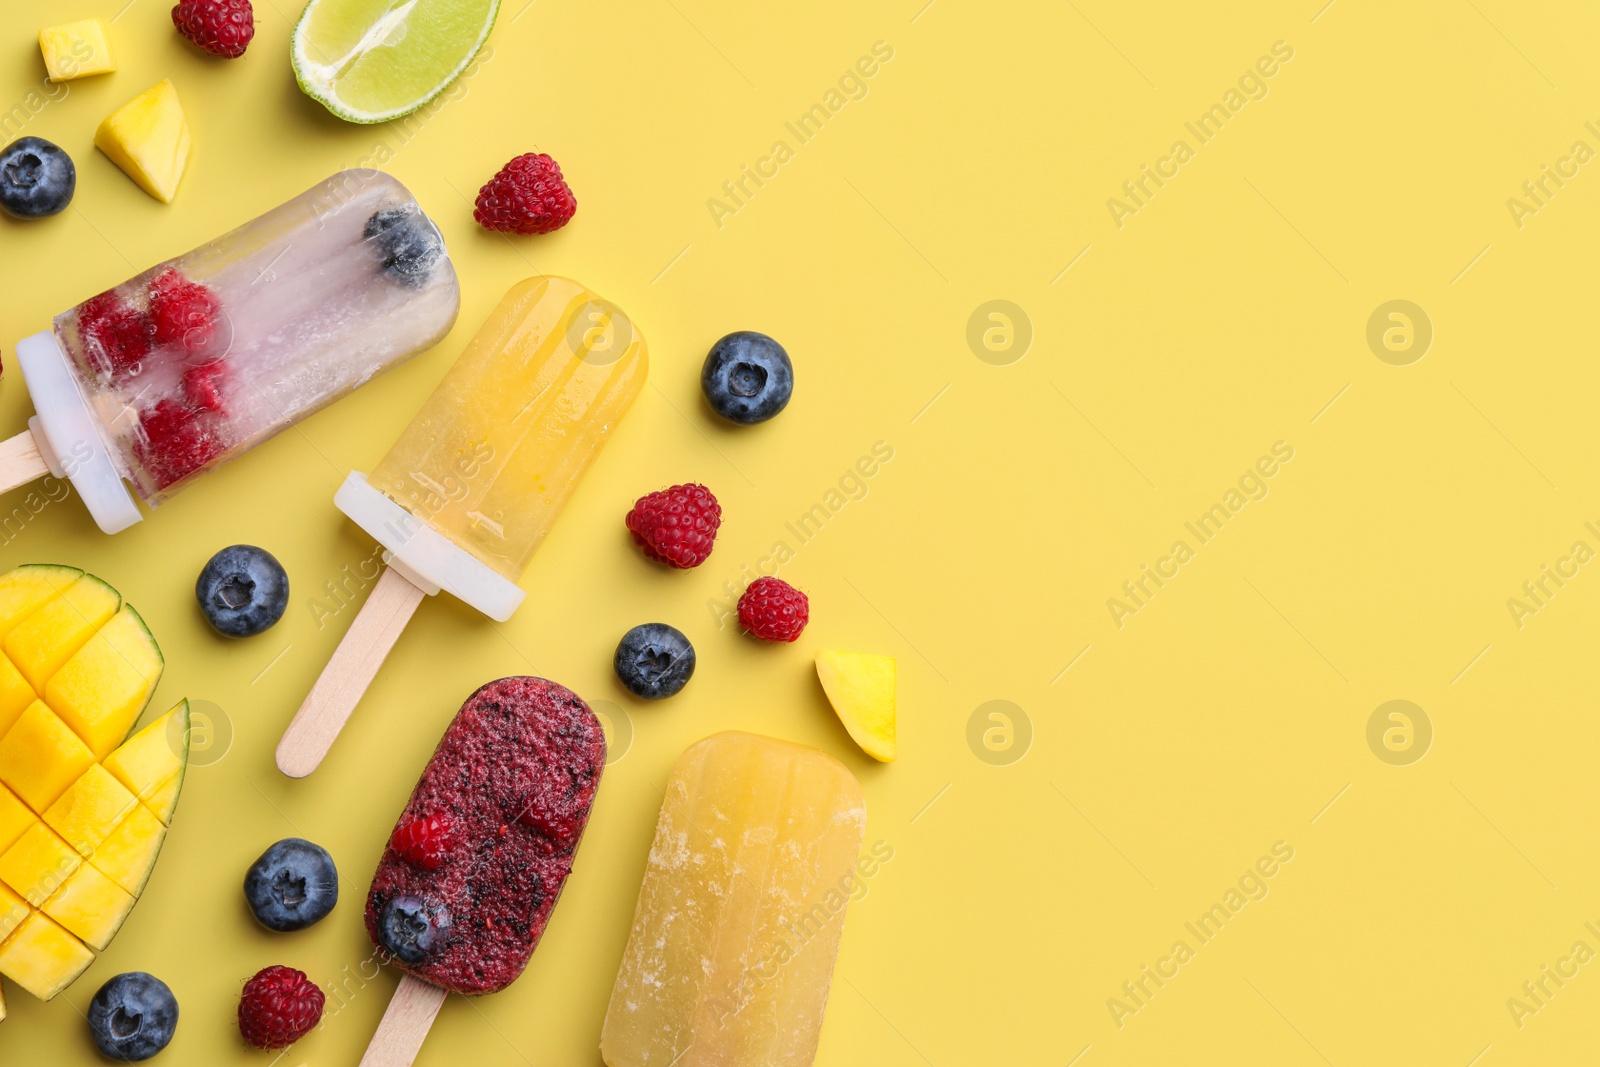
(172, 0, 255, 58)
(182, 360, 227, 413)
(79, 292, 151, 381)
(135, 399, 227, 491)
(237, 965, 324, 1050)
(149, 269, 223, 356)
(391, 813, 455, 870)
(626, 483, 721, 568)
(474, 153, 576, 235)
(737, 577, 809, 642)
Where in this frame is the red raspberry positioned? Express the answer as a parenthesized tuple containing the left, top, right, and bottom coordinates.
(172, 0, 255, 59)
(79, 292, 151, 380)
(238, 965, 324, 1050)
(391, 813, 455, 870)
(474, 153, 576, 235)
(135, 399, 227, 491)
(737, 577, 809, 642)
(149, 269, 223, 356)
(626, 483, 721, 568)
(182, 360, 227, 412)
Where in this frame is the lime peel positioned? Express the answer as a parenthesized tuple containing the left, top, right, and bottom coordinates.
(291, 0, 500, 125)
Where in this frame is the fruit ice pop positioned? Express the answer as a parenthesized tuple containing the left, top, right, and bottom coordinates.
(5, 169, 459, 533)
(601, 732, 868, 1067)
(276, 276, 645, 778)
(358, 677, 604, 1064)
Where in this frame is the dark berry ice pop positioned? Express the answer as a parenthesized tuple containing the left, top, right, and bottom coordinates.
(364, 677, 605, 1008)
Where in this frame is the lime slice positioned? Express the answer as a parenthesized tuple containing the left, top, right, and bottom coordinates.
(292, 0, 500, 124)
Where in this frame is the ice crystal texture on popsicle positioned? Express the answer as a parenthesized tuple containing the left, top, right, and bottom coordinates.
(53, 170, 458, 504)
(602, 731, 867, 1067)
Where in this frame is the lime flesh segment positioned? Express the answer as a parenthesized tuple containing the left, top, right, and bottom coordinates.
(293, 0, 499, 124)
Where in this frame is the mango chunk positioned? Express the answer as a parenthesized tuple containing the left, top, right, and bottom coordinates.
(44, 766, 137, 859)
(0, 703, 97, 812)
(103, 701, 187, 825)
(0, 913, 93, 1001)
(39, 20, 115, 82)
(44, 864, 134, 951)
(0, 823, 80, 907)
(0, 883, 29, 945)
(0, 566, 81, 639)
(47, 605, 162, 758)
(0, 654, 37, 740)
(89, 806, 165, 898)
(0, 786, 34, 856)
(815, 650, 898, 762)
(5, 575, 120, 693)
(95, 81, 190, 203)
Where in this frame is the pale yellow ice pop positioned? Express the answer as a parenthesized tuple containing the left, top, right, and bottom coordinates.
(602, 732, 868, 1067)
(367, 276, 646, 580)
(277, 277, 646, 778)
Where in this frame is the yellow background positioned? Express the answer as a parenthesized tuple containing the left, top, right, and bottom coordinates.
(0, 0, 1597, 1063)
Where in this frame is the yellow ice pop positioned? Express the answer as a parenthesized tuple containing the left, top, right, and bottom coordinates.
(277, 277, 647, 778)
(602, 732, 868, 1067)
(368, 276, 646, 580)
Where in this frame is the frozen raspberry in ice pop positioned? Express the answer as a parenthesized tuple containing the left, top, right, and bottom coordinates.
(3, 169, 459, 532)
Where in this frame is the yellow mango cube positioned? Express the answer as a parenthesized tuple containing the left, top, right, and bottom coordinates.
(0, 653, 37, 740)
(0, 565, 80, 639)
(47, 605, 162, 758)
(0, 703, 96, 812)
(90, 806, 165, 898)
(0, 785, 36, 856)
(0, 823, 80, 907)
(39, 20, 115, 83)
(0, 882, 29, 945)
(44, 766, 137, 859)
(0, 704, 97, 813)
(95, 81, 190, 203)
(44, 863, 134, 951)
(815, 650, 898, 761)
(0, 913, 93, 1001)
(103, 702, 187, 824)
(5, 575, 120, 693)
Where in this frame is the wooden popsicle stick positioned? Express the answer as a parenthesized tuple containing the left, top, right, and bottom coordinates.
(0, 429, 50, 496)
(276, 565, 426, 778)
(359, 973, 448, 1067)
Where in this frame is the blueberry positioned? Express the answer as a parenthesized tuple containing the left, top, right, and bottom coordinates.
(244, 838, 339, 932)
(87, 972, 179, 1061)
(196, 545, 288, 637)
(364, 207, 445, 288)
(0, 137, 75, 220)
(701, 332, 793, 424)
(613, 623, 696, 699)
(378, 895, 451, 965)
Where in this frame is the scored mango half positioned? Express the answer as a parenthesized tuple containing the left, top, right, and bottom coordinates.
(0, 565, 188, 1006)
